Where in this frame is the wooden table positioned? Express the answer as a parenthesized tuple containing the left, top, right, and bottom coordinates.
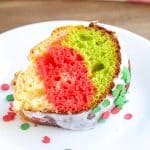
(0, 0, 150, 40)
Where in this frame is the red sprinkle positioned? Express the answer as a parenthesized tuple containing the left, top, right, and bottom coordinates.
(2, 111, 16, 122)
(124, 113, 133, 120)
(3, 115, 11, 121)
(7, 111, 16, 117)
(3, 114, 14, 121)
(101, 111, 110, 120)
(42, 136, 50, 144)
(111, 106, 120, 114)
(1, 84, 9, 91)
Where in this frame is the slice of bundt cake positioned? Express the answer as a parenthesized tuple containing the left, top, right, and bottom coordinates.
(12, 22, 130, 130)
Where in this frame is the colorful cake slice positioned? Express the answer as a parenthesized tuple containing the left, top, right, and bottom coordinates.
(12, 22, 131, 130)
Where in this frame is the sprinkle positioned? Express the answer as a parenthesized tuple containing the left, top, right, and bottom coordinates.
(6, 94, 14, 101)
(92, 106, 101, 113)
(102, 99, 110, 107)
(3, 115, 13, 121)
(64, 149, 72, 150)
(113, 84, 126, 98)
(112, 89, 120, 97)
(3, 115, 12, 121)
(111, 106, 120, 114)
(119, 88, 126, 96)
(98, 118, 105, 123)
(113, 83, 128, 109)
(121, 67, 131, 83)
(101, 111, 110, 120)
(116, 84, 124, 90)
(118, 100, 128, 109)
(1, 83, 9, 91)
(42, 136, 50, 144)
(124, 113, 133, 120)
(2, 112, 16, 122)
(20, 123, 30, 130)
(117, 84, 126, 95)
(7, 111, 16, 117)
(114, 96, 124, 105)
(114, 96, 127, 109)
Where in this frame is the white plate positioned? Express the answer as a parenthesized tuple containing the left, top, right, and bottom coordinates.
(0, 21, 150, 150)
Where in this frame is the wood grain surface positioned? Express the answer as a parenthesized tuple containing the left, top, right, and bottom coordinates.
(0, 0, 150, 40)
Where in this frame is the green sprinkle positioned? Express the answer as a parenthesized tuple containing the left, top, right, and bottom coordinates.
(117, 104, 124, 109)
(113, 81, 128, 109)
(112, 89, 120, 97)
(92, 106, 101, 113)
(126, 76, 130, 83)
(120, 87, 126, 96)
(20, 123, 30, 130)
(117, 101, 127, 109)
(114, 96, 124, 105)
(116, 84, 124, 90)
(114, 95, 128, 109)
(98, 118, 105, 123)
(102, 99, 110, 107)
(112, 84, 126, 97)
(121, 67, 131, 83)
(6, 94, 14, 101)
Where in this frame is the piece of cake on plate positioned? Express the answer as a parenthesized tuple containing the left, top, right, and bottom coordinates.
(12, 22, 131, 130)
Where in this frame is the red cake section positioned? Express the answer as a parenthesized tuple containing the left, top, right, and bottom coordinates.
(36, 46, 96, 114)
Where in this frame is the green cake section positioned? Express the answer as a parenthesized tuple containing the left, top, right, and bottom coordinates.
(62, 26, 119, 104)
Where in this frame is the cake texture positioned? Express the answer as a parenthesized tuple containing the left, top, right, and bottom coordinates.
(12, 22, 131, 130)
